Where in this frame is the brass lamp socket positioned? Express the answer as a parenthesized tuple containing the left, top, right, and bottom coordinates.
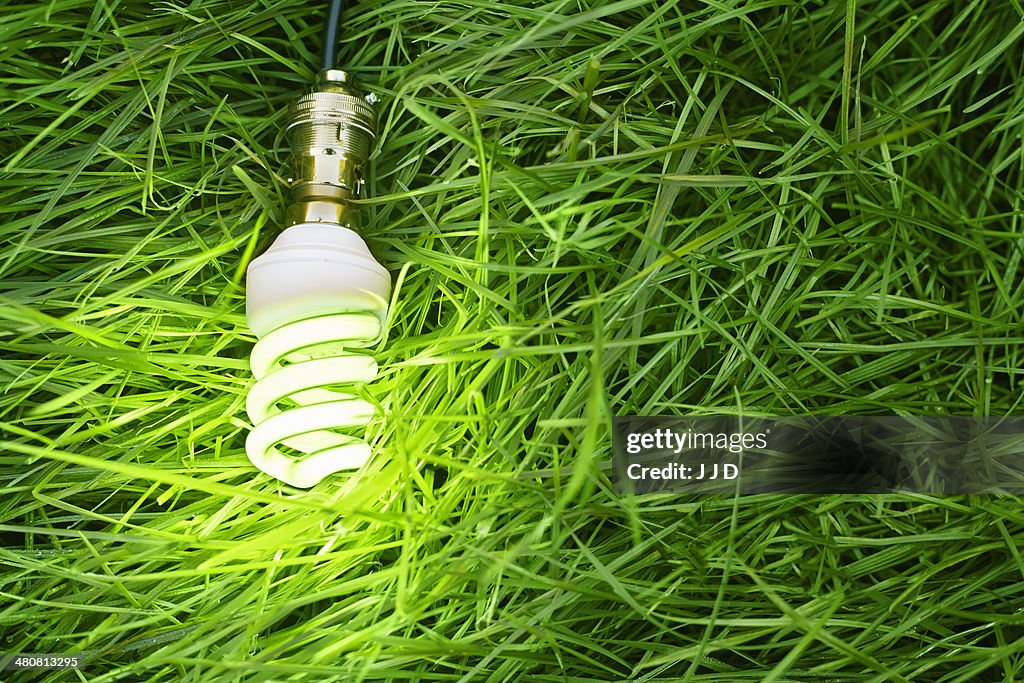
(283, 69, 378, 228)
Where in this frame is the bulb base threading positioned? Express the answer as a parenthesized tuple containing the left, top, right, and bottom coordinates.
(284, 69, 377, 228)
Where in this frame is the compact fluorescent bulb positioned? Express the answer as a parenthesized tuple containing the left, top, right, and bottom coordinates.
(244, 70, 390, 488)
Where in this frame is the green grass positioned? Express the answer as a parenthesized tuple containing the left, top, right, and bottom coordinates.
(2, 0, 1024, 680)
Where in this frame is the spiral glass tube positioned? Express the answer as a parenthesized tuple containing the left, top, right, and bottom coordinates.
(246, 312, 383, 488)
(244, 70, 389, 488)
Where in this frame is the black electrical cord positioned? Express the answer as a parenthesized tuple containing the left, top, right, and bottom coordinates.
(320, 0, 345, 71)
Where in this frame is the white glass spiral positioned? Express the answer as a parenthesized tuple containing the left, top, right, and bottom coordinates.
(245, 312, 384, 488)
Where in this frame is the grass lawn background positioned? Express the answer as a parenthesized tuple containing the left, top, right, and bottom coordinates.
(2, 0, 1024, 680)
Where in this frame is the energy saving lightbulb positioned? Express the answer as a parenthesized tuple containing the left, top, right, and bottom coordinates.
(244, 70, 390, 488)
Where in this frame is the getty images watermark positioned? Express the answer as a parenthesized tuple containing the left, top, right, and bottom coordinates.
(622, 427, 768, 482)
(612, 416, 1024, 494)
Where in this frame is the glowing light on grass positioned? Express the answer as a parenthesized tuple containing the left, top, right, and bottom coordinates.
(246, 311, 385, 488)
